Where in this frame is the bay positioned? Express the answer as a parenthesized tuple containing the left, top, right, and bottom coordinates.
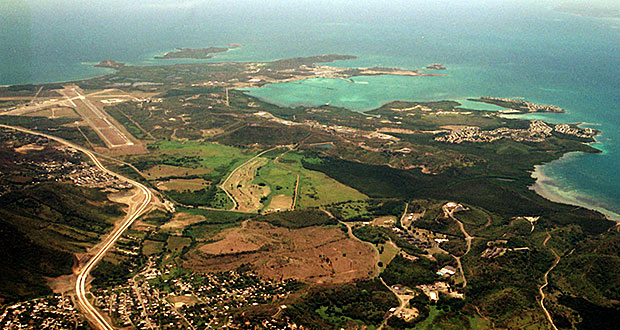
(1, 0, 619, 218)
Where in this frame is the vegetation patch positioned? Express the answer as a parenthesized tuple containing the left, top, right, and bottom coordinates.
(284, 279, 398, 329)
(166, 236, 192, 254)
(255, 209, 336, 229)
(381, 255, 439, 288)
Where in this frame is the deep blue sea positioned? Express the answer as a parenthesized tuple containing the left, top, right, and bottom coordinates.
(2, 0, 619, 219)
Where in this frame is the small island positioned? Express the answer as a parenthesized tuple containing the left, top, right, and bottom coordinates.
(94, 60, 125, 69)
(155, 45, 241, 60)
(425, 63, 446, 70)
(469, 96, 565, 114)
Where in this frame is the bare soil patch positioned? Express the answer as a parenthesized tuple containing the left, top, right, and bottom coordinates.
(14, 143, 45, 153)
(266, 194, 293, 212)
(167, 295, 199, 308)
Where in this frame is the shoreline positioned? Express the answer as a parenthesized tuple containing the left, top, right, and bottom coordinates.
(531, 157, 620, 222)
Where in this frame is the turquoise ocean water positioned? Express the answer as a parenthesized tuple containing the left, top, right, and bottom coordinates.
(1, 0, 619, 219)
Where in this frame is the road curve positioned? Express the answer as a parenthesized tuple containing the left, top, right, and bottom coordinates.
(0, 124, 153, 330)
(444, 206, 473, 288)
(219, 147, 279, 211)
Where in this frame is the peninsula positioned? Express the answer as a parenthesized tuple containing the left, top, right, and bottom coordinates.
(469, 96, 565, 113)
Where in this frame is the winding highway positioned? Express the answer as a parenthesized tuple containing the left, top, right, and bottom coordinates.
(0, 124, 153, 330)
(443, 204, 473, 288)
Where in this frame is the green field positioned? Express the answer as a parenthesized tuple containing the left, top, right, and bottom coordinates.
(166, 236, 192, 254)
(142, 240, 165, 256)
(150, 140, 254, 173)
(250, 150, 367, 211)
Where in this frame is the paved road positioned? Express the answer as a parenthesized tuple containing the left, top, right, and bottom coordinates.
(0, 124, 153, 330)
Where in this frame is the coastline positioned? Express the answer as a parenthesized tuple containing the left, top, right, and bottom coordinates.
(531, 157, 620, 222)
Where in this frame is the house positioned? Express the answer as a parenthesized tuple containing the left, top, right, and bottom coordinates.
(437, 266, 457, 277)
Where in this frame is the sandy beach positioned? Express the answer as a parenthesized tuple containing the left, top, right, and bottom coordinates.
(531, 162, 620, 222)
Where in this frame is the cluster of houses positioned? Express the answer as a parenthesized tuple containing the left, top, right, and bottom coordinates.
(0, 295, 87, 329)
(435, 120, 556, 144)
(63, 164, 132, 190)
(92, 262, 298, 329)
(417, 281, 464, 302)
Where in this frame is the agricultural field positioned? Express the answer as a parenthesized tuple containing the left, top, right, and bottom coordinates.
(166, 236, 192, 254)
(142, 240, 165, 256)
(138, 140, 255, 176)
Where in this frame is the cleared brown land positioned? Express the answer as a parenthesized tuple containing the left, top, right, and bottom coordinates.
(184, 221, 376, 284)
(266, 194, 293, 212)
(14, 143, 45, 153)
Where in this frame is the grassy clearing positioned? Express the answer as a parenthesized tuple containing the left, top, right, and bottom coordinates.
(143, 164, 212, 180)
(167, 236, 192, 254)
(180, 208, 252, 240)
(254, 158, 297, 206)
(142, 240, 165, 256)
(329, 199, 406, 222)
(154, 140, 254, 172)
(378, 242, 399, 272)
(413, 306, 440, 330)
(468, 316, 492, 330)
(157, 178, 208, 192)
(259, 151, 367, 209)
